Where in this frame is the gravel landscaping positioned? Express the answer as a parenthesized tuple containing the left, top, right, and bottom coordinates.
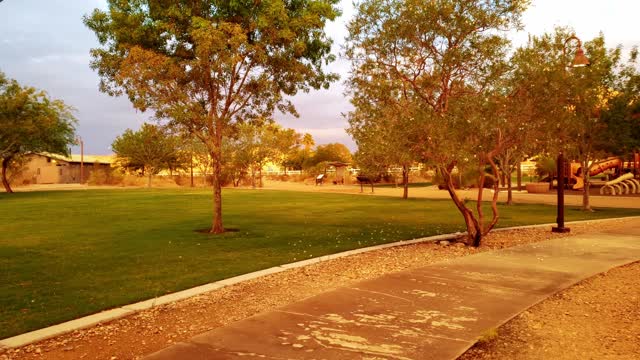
(460, 260, 640, 360)
(1, 217, 637, 360)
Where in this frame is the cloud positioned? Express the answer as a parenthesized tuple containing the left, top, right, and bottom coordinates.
(28, 54, 91, 65)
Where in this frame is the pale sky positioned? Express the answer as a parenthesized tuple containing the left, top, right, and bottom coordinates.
(1, 0, 638, 154)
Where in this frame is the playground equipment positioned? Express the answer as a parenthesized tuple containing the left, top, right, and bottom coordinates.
(572, 157, 622, 190)
(600, 173, 639, 195)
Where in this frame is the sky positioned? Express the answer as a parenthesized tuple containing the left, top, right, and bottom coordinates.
(1, 0, 639, 155)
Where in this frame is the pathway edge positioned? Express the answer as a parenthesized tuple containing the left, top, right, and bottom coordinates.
(2, 215, 638, 349)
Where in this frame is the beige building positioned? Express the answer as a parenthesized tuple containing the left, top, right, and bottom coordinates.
(14, 153, 114, 185)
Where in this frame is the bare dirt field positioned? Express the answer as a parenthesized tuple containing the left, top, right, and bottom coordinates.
(1, 217, 638, 360)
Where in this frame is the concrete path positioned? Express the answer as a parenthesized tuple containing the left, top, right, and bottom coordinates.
(146, 226, 640, 360)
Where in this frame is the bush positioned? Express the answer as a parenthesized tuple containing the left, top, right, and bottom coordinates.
(173, 174, 192, 186)
(535, 156, 556, 181)
(88, 167, 124, 186)
(433, 168, 495, 189)
(121, 174, 145, 187)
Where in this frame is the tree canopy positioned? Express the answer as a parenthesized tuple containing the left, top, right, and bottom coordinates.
(346, 0, 529, 246)
(85, 0, 341, 233)
(0, 71, 76, 193)
(224, 122, 301, 187)
(112, 123, 186, 187)
(510, 29, 640, 210)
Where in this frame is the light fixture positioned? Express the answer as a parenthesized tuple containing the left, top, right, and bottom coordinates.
(571, 47, 590, 67)
(564, 35, 591, 68)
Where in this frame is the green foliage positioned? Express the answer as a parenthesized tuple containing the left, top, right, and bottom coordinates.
(0, 71, 77, 192)
(595, 48, 640, 156)
(432, 168, 496, 189)
(1, 188, 638, 338)
(477, 327, 499, 344)
(224, 122, 301, 186)
(346, 0, 530, 244)
(111, 123, 186, 187)
(4, 155, 28, 184)
(511, 29, 640, 209)
(84, 0, 341, 231)
(534, 156, 556, 180)
(87, 165, 125, 186)
(310, 143, 352, 165)
(282, 133, 315, 171)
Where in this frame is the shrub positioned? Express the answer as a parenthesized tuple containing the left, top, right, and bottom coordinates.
(476, 327, 498, 344)
(535, 156, 556, 181)
(88, 167, 124, 186)
(433, 168, 495, 189)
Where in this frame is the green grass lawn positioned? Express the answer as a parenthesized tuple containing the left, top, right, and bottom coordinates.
(1, 188, 638, 338)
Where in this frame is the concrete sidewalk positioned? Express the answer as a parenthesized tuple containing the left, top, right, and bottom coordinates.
(146, 227, 640, 360)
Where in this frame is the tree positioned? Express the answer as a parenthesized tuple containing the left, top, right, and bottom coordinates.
(311, 143, 352, 164)
(0, 71, 76, 193)
(225, 122, 301, 187)
(511, 30, 639, 211)
(346, 0, 528, 246)
(494, 80, 545, 204)
(85, 0, 340, 233)
(347, 80, 420, 199)
(112, 123, 185, 188)
(283, 132, 315, 171)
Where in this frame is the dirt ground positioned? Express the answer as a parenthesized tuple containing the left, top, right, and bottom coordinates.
(459, 261, 640, 360)
(1, 217, 637, 360)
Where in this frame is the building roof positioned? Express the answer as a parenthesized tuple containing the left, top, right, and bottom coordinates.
(38, 152, 116, 165)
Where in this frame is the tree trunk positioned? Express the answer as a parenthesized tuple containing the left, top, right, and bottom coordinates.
(190, 145, 195, 187)
(516, 161, 522, 192)
(190, 161, 194, 187)
(210, 148, 224, 234)
(485, 154, 502, 235)
(502, 153, 513, 205)
(402, 165, 409, 199)
(2, 157, 14, 193)
(441, 165, 482, 246)
(147, 173, 152, 188)
(259, 168, 263, 188)
(582, 159, 592, 211)
(507, 174, 513, 205)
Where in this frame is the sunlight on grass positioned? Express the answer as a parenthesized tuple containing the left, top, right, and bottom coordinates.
(1, 188, 638, 338)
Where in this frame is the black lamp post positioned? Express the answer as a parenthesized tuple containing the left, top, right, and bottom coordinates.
(552, 35, 590, 233)
(552, 151, 570, 232)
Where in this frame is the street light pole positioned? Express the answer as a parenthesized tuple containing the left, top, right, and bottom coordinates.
(552, 151, 569, 233)
(552, 35, 590, 233)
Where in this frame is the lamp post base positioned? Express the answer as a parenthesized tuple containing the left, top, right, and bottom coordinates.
(552, 226, 571, 233)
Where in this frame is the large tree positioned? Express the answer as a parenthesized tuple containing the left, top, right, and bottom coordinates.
(85, 0, 340, 233)
(312, 143, 352, 164)
(567, 36, 639, 210)
(0, 72, 76, 193)
(347, 78, 420, 199)
(225, 122, 300, 187)
(511, 30, 640, 211)
(346, 0, 528, 246)
(112, 123, 186, 187)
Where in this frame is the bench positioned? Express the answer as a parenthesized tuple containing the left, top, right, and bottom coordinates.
(356, 175, 375, 193)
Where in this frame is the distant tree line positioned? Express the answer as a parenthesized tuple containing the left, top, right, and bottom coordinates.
(109, 121, 354, 188)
